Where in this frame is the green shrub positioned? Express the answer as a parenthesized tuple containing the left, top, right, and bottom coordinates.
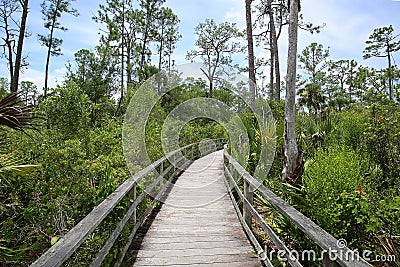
(303, 146, 365, 203)
(302, 146, 373, 244)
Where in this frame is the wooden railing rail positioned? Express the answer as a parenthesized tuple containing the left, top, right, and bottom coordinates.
(30, 139, 226, 267)
(223, 146, 372, 267)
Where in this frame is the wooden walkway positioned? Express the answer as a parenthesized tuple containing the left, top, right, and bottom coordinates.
(131, 150, 261, 266)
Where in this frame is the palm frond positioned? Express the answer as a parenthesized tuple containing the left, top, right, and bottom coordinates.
(0, 93, 36, 131)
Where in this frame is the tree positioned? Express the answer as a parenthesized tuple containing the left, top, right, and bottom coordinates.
(254, 0, 321, 101)
(20, 80, 38, 105)
(154, 7, 180, 71)
(283, 0, 301, 184)
(245, 0, 256, 109)
(94, 0, 133, 113)
(65, 47, 118, 125)
(38, 0, 78, 97)
(186, 19, 242, 98)
(137, 0, 166, 79)
(254, 0, 284, 100)
(298, 42, 329, 114)
(363, 25, 400, 100)
(12, 0, 28, 93)
(0, 0, 29, 93)
(326, 59, 358, 110)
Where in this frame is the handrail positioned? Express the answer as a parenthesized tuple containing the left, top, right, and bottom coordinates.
(223, 146, 372, 267)
(30, 139, 226, 267)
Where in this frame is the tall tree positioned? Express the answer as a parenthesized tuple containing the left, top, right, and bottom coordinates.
(363, 25, 400, 100)
(94, 0, 133, 113)
(298, 42, 329, 114)
(154, 7, 180, 71)
(255, 0, 320, 101)
(326, 59, 358, 109)
(245, 0, 256, 109)
(38, 0, 78, 97)
(283, 0, 301, 184)
(186, 19, 242, 98)
(137, 0, 165, 79)
(20, 80, 38, 105)
(12, 0, 28, 93)
(0, 0, 29, 93)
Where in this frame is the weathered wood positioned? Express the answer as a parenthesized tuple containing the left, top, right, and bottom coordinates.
(224, 165, 302, 267)
(223, 149, 371, 267)
(132, 151, 261, 266)
(243, 180, 253, 227)
(224, 170, 274, 267)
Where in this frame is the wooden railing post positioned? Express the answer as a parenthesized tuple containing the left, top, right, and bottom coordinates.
(243, 180, 253, 228)
(130, 184, 137, 224)
(172, 154, 176, 174)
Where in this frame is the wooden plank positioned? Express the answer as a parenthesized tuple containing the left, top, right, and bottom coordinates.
(134, 254, 259, 266)
(132, 151, 261, 267)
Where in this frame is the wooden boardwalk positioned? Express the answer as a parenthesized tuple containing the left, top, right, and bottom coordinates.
(131, 150, 261, 266)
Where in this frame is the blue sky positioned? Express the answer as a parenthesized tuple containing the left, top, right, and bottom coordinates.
(1, 0, 400, 90)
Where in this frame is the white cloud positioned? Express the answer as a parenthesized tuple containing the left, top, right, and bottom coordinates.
(225, 8, 245, 23)
(54, 67, 67, 75)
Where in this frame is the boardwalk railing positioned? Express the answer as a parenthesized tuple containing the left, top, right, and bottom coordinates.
(31, 139, 226, 267)
(223, 146, 372, 267)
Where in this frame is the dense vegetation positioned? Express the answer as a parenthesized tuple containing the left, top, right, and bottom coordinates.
(1, 0, 399, 266)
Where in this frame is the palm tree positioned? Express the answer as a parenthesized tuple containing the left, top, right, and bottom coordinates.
(0, 92, 35, 131)
(0, 92, 38, 177)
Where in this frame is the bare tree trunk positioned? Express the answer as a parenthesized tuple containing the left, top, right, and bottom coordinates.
(11, 0, 28, 93)
(267, 0, 280, 101)
(116, 0, 125, 115)
(158, 24, 164, 71)
(269, 43, 274, 99)
(245, 0, 256, 109)
(44, 0, 60, 98)
(387, 50, 392, 100)
(283, 0, 301, 184)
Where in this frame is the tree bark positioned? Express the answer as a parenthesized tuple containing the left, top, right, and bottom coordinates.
(116, 0, 125, 115)
(283, 0, 301, 184)
(269, 28, 274, 99)
(44, 0, 61, 97)
(245, 0, 256, 109)
(387, 48, 392, 100)
(158, 22, 164, 71)
(11, 0, 28, 93)
(267, 0, 281, 101)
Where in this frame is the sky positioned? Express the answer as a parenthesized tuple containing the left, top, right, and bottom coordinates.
(1, 0, 400, 90)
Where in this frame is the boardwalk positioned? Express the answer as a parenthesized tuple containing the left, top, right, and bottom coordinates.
(131, 150, 261, 266)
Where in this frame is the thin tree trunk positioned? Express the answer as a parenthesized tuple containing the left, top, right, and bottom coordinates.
(267, 0, 280, 101)
(283, 0, 301, 184)
(11, 0, 28, 93)
(273, 41, 281, 100)
(7, 37, 14, 90)
(209, 80, 213, 98)
(245, 0, 256, 109)
(127, 44, 132, 84)
(387, 50, 392, 100)
(269, 43, 274, 99)
(158, 24, 164, 71)
(116, 0, 125, 115)
(44, 0, 60, 98)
